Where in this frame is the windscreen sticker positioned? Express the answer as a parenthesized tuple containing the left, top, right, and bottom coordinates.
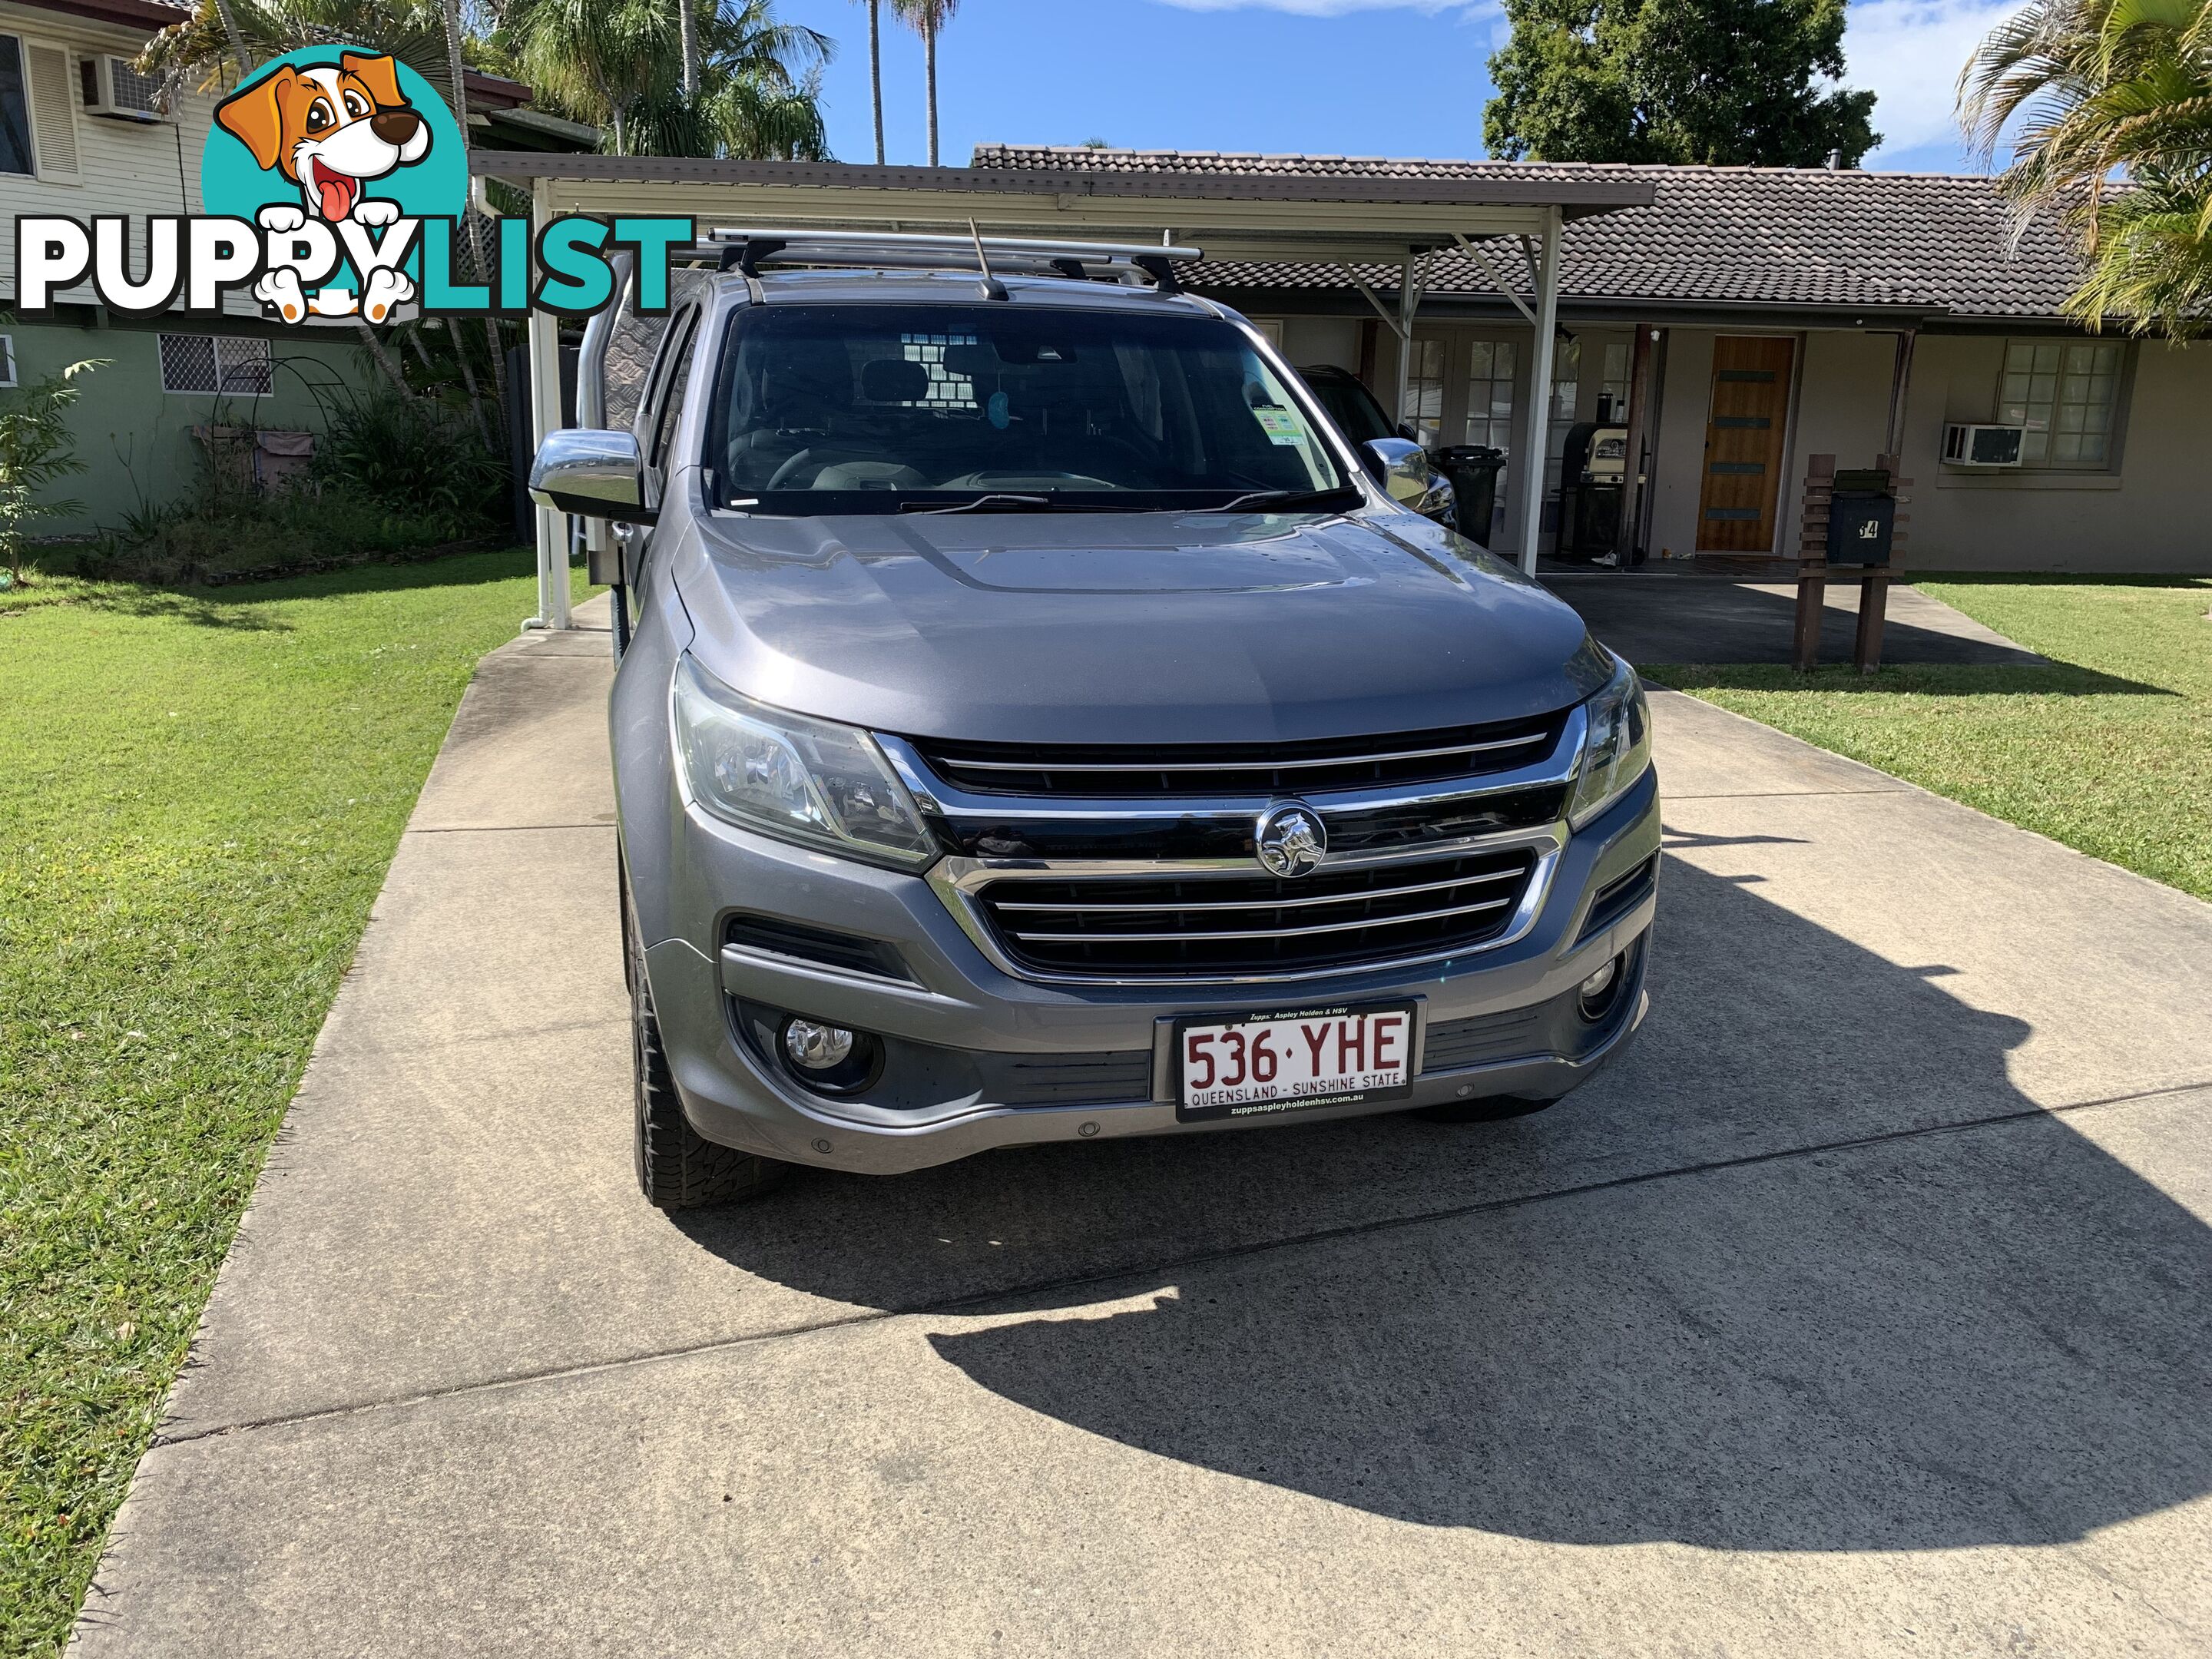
(1253, 405, 1308, 445)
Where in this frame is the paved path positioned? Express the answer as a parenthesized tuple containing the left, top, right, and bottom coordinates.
(1550, 573, 2048, 666)
(75, 605, 2212, 1657)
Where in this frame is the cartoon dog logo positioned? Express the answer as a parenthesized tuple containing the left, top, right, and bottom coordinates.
(214, 53, 431, 323)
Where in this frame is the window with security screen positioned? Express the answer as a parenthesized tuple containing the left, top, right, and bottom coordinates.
(159, 334, 272, 397)
(1998, 339, 2124, 467)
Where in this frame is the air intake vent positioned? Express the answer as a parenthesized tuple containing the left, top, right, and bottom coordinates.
(724, 914, 913, 983)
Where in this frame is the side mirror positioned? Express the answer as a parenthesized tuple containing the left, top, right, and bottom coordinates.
(1363, 436, 1455, 523)
(529, 428, 654, 523)
(1396, 421, 1423, 444)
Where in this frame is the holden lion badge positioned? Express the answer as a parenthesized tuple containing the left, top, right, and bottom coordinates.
(1255, 803, 1327, 878)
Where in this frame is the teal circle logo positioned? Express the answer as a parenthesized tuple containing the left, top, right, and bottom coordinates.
(202, 46, 465, 317)
(203, 46, 465, 224)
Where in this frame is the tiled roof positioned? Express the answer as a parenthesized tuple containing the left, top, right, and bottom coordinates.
(972, 145, 2085, 320)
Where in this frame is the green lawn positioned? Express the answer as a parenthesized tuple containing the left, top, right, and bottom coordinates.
(1646, 575, 2212, 902)
(0, 551, 591, 1657)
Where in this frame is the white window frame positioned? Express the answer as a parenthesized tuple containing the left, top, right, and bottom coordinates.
(0, 333, 16, 389)
(158, 333, 275, 399)
(1401, 335, 1446, 449)
(1598, 340, 1631, 422)
(1996, 338, 2128, 471)
(1462, 336, 1517, 453)
(8, 31, 81, 184)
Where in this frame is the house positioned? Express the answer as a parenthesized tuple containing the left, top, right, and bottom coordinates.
(0, 0, 589, 534)
(976, 146, 2209, 575)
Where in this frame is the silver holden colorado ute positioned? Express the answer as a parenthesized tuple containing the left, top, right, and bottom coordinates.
(531, 231, 1657, 1209)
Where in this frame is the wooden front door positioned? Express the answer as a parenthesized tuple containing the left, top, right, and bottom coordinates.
(1696, 336, 1796, 551)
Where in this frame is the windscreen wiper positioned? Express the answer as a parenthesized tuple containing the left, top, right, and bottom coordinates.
(899, 493, 1055, 515)
(1200, 485, 1362, 514)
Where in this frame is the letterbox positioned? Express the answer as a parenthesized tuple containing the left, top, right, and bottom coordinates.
(1826, 469, 1895, 566)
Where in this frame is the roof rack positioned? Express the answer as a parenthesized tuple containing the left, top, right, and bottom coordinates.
(690, 227, 1204, 293)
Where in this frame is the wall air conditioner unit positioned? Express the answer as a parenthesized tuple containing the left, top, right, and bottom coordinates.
(1943, 422, 2025, 468)
(81, 55, 169, 122)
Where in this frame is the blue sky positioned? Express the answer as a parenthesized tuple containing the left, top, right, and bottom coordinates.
(775, 0, 2017, 174)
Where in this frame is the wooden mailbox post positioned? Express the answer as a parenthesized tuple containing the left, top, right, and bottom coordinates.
(1794, 453, 1910, 673)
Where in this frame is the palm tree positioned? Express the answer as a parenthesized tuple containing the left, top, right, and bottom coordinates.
(854, 0, 884, 163)
(677, 0, 700, 97)
(892, 0, 957, 166)
(1960, 0, 2212, 336)
(503, 0, 830, 158)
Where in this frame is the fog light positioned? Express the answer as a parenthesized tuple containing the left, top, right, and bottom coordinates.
(783, 1019, 856, 1071)
(1577, 950, 1631, 1023)
(777, 1016, 879, 1094)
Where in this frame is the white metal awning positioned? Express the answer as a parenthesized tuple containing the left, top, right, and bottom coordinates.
(472, 155, 1655, 622)
(474, 154, 1650, 266)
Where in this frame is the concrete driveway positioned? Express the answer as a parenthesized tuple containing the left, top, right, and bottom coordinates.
(74, 604, 2212, 1656)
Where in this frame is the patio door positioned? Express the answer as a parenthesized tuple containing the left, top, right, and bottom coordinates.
(1696, 336, 1795, 551)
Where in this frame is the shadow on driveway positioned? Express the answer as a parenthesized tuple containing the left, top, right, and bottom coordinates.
(677, 858, 2212, 1552)
(1554, 577, 2050, 669)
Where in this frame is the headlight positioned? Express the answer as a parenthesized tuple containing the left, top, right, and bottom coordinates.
(672, 654, 936, 866)
(1567, 652, 1652, 829)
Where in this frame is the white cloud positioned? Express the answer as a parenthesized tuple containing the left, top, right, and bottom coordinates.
(1843, 0, 2025, 162)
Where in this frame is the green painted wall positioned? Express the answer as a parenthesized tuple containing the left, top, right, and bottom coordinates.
(5, 314, 381, 536)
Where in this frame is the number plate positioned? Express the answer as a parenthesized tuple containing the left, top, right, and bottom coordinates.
(1174, 1001, 1418, 1123)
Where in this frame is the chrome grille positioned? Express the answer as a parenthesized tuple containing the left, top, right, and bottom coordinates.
(974, 848, 1540, 979)
(911, 715, 1565, 799)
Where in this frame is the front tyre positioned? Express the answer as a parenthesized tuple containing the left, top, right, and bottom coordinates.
(624, 873, 789, 1210)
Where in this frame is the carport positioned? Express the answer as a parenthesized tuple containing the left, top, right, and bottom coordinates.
(468, 154, 1655, 625)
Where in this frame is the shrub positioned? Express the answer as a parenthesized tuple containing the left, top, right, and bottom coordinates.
(78, 485, 496, 587)
(315, 392, 509, 521)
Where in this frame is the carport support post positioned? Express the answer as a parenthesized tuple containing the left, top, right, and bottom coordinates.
(1516, 207, 1563, 577)
(527, 180, 572, 631)
(1392, 253, 1419, 431)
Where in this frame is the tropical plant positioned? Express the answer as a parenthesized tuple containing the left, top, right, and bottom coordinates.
(1960, 0, 2212, 337)
(0, 358, 102, 586)
(501, 0, 831, 158)
(139, 0, 459, 104)
(1485, 0, 1879, 166)
(316, 387, 507, 518)
(893, 0, 959, 166)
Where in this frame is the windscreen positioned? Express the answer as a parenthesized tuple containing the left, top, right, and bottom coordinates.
(704, 303, 1353, 514)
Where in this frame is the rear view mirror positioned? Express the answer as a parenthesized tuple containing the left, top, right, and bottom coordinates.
(1364, 437, 1456, 525)
(530, 429, 654, 523)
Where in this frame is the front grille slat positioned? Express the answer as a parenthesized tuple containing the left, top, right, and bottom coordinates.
(975, 848, 1540, 979)
(942, 731, 1548, 780)
(992, 866, 1523, 915)
(914, 714, 1565, 800)
(1008, 895, 1514, 945)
